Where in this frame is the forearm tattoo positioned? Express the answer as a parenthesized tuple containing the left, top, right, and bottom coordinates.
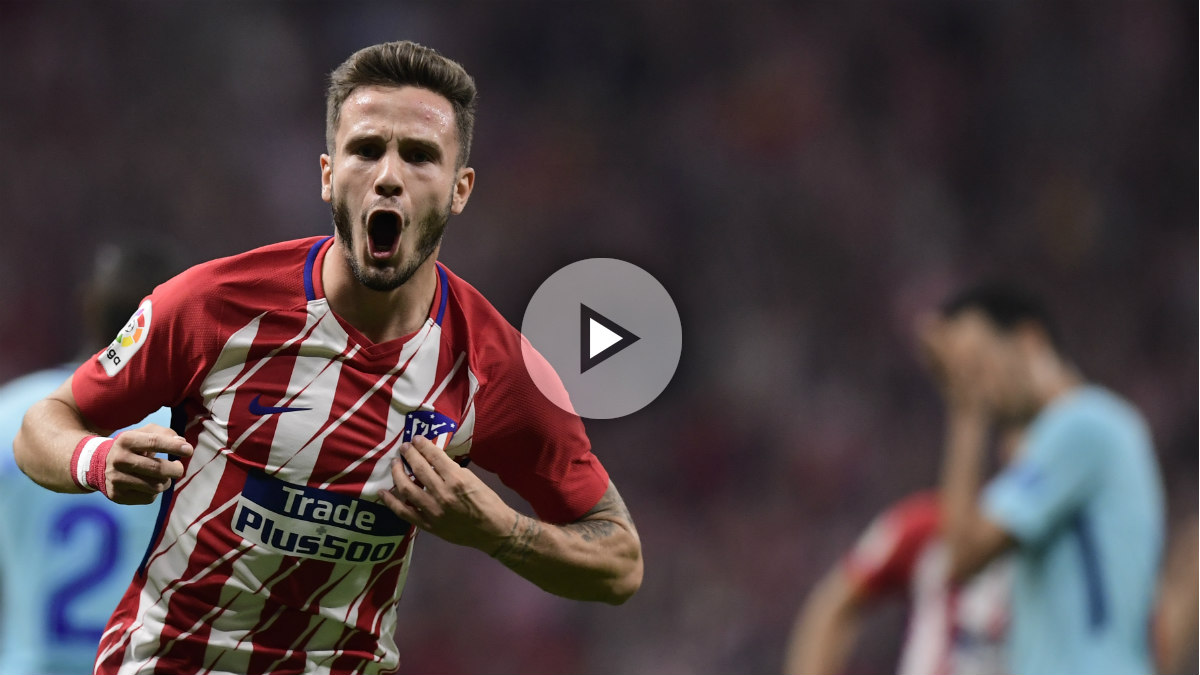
(567, 483, 636, 542)
(571, 518, 617, 542)
(490, 483, 636, 569)
(491, 514, 542, 569)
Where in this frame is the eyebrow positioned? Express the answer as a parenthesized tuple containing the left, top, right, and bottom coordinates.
(399, 137, 443, 158)
(343, 132, 444, 158)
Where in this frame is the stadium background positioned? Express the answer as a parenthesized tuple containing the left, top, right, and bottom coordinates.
(0, 1, 1194, 673)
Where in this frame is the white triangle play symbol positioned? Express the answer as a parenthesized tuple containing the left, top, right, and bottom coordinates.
(579, 304, 640, 373)
(589, 319, 623, 358)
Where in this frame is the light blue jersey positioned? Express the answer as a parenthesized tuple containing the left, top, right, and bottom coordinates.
(983, 385, 1164, 675)
(0, 365, 169, 675)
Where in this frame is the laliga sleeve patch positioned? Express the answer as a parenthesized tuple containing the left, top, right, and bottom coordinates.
(99, 300, 152, 376)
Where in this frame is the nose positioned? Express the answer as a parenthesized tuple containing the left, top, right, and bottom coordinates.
(374, 152, 403, 198)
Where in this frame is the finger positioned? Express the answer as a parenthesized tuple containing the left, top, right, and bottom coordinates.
(170, 440, 194, 459)
(112, 451, 169, 479)
(110, 471, 171, 497)
(118, 456, 186, 482)
(389, 459, 437, 511)
(378, 487, 433, 530)
(159, 459, 186, 480)
(119, 429, 194, 459)
(409, 436, 459, 475)
(110, 474, 167, 504)
(110, 444, 181, 475)
(399, 442, 443, 490)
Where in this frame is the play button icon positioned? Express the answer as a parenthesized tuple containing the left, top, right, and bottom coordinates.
(581, 304, 639, 373)
(521, 258, 682, 419)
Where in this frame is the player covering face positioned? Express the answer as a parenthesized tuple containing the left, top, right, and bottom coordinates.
(921, 284, 1164, 675)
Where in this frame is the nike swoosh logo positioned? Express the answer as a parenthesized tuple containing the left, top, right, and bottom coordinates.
(249, 394, 311, 415)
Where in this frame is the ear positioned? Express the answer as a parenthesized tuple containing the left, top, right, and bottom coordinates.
(450, 166, 475, 215)
(320, 154, 333, 203)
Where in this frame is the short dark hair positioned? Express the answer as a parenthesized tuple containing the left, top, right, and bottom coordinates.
(325, 41, 477, 166)
(940, 282, 1063, 351)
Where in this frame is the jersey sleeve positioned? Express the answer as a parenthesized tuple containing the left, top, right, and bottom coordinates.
(842, 493, 940, 599)
(982, 407, 1105, 546)
(467, 338, 609, 525)
(71, 269, 219, 432)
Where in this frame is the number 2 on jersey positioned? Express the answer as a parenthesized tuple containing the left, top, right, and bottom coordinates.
(47, 505, 121, 644)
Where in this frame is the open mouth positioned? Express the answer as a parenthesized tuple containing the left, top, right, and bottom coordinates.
(367, 211, 401, 259)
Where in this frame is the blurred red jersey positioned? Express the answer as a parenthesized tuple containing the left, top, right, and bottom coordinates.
(843, 492, 1011, 675)
(72, 236, 609, 675)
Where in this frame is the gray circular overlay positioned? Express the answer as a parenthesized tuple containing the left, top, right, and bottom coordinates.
(520, 258, 682, 419)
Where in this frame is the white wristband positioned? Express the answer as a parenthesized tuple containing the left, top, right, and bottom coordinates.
(74, 436, 109, 492)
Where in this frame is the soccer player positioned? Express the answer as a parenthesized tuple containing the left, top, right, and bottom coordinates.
(0, 243, 175, 674)
(921, 284, 1164, 675)
(14, 41, 642, 674)
(782, 432, 1021, 675)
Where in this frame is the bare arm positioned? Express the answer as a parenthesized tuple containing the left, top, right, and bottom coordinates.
(937, 406, 1015, 584)
(14, 374, 192, 504)
(13, 376, 97, 493)
(379, 436, 642, 604)
(488, 481, 642, 603)
(782, 567, 865, 675)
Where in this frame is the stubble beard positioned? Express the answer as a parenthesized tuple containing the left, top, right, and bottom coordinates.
(331, 192, 451, 292)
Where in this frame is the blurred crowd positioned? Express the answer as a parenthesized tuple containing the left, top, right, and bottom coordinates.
(1, 1, 1194, 673)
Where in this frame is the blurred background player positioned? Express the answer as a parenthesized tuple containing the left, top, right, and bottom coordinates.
(924, 283, 1165, 675)
(783, 428, 1022, 675)
(0, 242, 177, 674)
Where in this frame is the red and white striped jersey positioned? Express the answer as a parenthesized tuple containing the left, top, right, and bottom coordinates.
(72, 236, 610, 675)
(843, 492, 1011, 675)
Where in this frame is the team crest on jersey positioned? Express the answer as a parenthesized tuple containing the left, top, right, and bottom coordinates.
(402, 409, 458, 445)
(233, 471, 411, 564)
(99, 300, 152, 377)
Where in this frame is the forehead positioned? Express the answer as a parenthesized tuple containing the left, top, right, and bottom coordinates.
(335, 85, 457, 146)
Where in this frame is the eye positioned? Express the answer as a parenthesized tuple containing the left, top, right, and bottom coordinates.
(405, 148, 433, 164)
(353, 143, 382, 160)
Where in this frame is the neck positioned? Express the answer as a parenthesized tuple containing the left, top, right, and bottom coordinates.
(321, 244, 439, 344)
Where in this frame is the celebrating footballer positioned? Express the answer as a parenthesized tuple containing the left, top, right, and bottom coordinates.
(14, 41, 642, 675)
